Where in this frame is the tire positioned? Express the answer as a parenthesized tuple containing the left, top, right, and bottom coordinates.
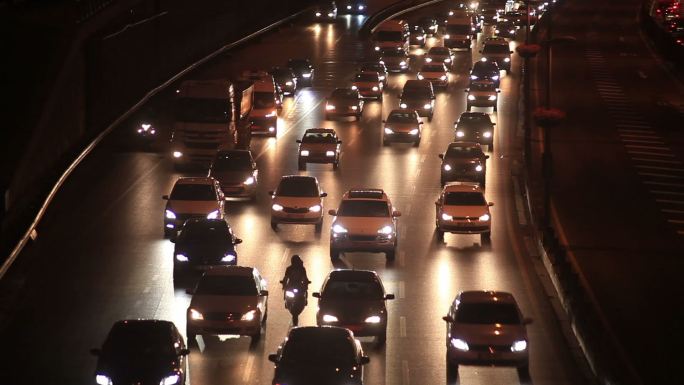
(466, 104, 471, 111)
(270, 220, 278, 231)
(298, 161, 306, 171)
(489, 142, 494, 151)
(493, 105, 498, 112)
(315, 220, 323, 233)
(186, 329, 196, 344)
(413, 138, 421, 147)
(377, 328, 387, 345)
(481, 232, 491, 243)
(428, 114, 433, 122)
(330, 248, 340, 260)
(378, 94, 383, 101)
(386, 248, 396, 260)
(517, 365, 530, 380)
(436, 229, 444, 241)
(382, 139, 389, 147)
(446, 360, 459, 383)
(251, 327, 262, 342)
(440, 178, 446, 187)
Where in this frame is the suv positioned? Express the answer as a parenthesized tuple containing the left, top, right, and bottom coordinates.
(434, 182, 493, 242)
(480, 40, 513, 73)
(268, 326, 369, 385)
(438, 142, 489, 186)
(287, 59, 315, 87)
(313, 269, 395, 343)
(270, 175, 328, 231)
(378, 47, 410, 72)
(172, 218, 242, 279)
(454, 112, 495, 150)
(186, 266, 268, 343)
(382, 109, 423, 146)
(469, 60, 500, 87)
(466, 80, 500, 112)
(400, 80, 435, 120)
(443, 291, 532, 380)
(297, 128, 342, 170)
(90, 320, 189, 385)
(352, 72, 383, 100)
(325, 88, 364, 119)
(208, 149, 258, 200)
(163, 177, 225, 237)
(329, 188, 401, 260)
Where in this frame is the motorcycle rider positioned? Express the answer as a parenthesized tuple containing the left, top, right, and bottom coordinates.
(281, 255, 310, 325)
(281, 255, 310, 295)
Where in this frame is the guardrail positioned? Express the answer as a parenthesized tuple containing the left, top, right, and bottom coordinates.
(359, 0, 445, 37)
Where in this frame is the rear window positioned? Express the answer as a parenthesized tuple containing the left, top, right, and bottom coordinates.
(195, 275, 257, 296)
(421, 64, 446, 72)
(276, 177, 319, 197)
(444, 192, 486, 206)
(170, 184, 216, 201)
(387, 111, 417, 123)
(322, 280, 384, 300)
(180, 221, 229, 242)
(332, 89, 358, 99)
(456, 302, 521, 324)
(482, 44, 510, 54)
(103, 323, 174, 357)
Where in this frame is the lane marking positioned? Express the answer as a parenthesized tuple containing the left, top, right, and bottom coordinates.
(668, 219, 684, 224)
(617, 127, 654, 132)
(620, 133, 661, 138)
(399, 316, 407, 337)
(399, 281, 405, 299)
(651, 190, 684, 196)
(663, 208, 684, 214)
(645, 181, 684, 187)
(625, 144, 670, 150)
(622, 139, 665, 144)
(243, 355, 254, 382)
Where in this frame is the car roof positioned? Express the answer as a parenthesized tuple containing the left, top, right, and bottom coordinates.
(442, 181, 484, 193)
(428, 46, 449, 53)
(174, 177, 216, 185)
(473, 60, 499, 69)
(288, 325, 354, 340)
(328, 269, 379, 281)
(202, 266, 256, 277)
(305, 128, 336, 134)
(458, 290, 517, 305)
(342, 188, 388, 201)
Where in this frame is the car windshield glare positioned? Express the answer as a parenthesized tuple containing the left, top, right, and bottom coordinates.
(303, 133, 336, 143)
(446, 146, 483, 158)
(195, 276, 257, 296)
(170, 184, 216, 201)
(276, 178, 319, 197)
(387, 112, 417, 123)
(103, 324, 175, 357)
(456, 303, 521, 324)
(444, 192, 487, 206)
(323, 280, 384, 300)
(337, 200, 389, 217)
(213, 153, 252, 171)
(281, 334, 356, 365)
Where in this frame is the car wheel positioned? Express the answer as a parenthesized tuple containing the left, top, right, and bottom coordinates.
(315, 220, 323, 233)
(481, 232, 491, 243)
(517, 365, 530, 380)
(493, 105, 498, 112)
(466, 104, 471, 111)
(413, 138, 421, 147)
(298, 161, 306, 171)
(436, 229, 444, 241)
(186, 329, 196, 344)
(428, 114, 433, 122)
(446, 360, 459, 382)
(270, 220, 278, 231)
(377, 328, 387, 345)
(386, 249, 396, 260)
(382, 139, 389, 147)
(440, 178, 446, 187)
(489, 142, 494, 151)
(333, 161, 339, 170)
(378, 94, 383, 101)
(330, 248, 340, 260)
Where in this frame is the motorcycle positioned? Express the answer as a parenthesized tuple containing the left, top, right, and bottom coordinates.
(280, 279, 310, 326)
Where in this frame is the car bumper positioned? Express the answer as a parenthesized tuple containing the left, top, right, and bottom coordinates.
(438, 221, 491, 234)
(448, 348, 529, 367)
(384, 132, 420, 142)
(445, 39, 471, 49)
(441, 172, 485, 183)
(318, 320, 386, 336)
(220, 183, 257, 197)
(250, 117, 278, 134)
(326, 108, 360, 116)
(174, 260, 237, 274)
(331, 236, 396, 252)
(467, 99, 497, 107)
(187, 319, 260, 336)
(357, 89, 382, 98)
(272, 211, 322, 224)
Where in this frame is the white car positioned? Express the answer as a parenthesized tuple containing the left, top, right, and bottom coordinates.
(434, 182, 493, 242)
(443, 291, 532, 380)
(270, 175, 327, 232)
(186, 266, 268, 343)
(163, 177, 225, 237)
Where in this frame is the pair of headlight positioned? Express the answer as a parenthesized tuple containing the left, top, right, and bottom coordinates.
(272, 204, 321, 212)
(189, 308, 256, 321)
(323, 314, 381, 323)
(332, 224, 394, 236)
(441, 213, 489, 221)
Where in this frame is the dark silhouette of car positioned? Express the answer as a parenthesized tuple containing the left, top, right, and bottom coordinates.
(287, 59, 315, 87)
(208, 149, 258, 199)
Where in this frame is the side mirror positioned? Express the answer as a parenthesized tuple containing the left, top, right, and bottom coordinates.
(260, 290, 269, 296)
(385, 294, 395, 300)
(442, 315, 454, 323)
(485, 155, 490, 159)
(179, 348, 190, 356)
(360, 356, 370, 365)
(234, 238, 243, 244)
(268, 354, 279, 363)
(497, 89, 501, 93)
(169, 237, 176, 243)
(320, 192, 328, 197)
(523, 317, 533, 325)
(419, 121, 424, 125)
(488, 202, 495, 207)
(89, 348, 101, 356)
(328, 209, 337, 216)
(392, 210, 402, 217)
(438, 153, 444, 159)
(185, 288, 195, 295)
(162, 195, 169, 200)
(312, 292, 321, 298)
(296, 139, 302, 143)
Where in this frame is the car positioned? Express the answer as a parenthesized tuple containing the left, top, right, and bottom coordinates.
(409, 25, 427, 46)
(443, 291, 532, 380)
(454, 112, 496, 150)
(417, 63, 449, 89)
(351, 71, 383, 100)
(186, 266, 268, 343)
(469, 60, 500, 87)
(249, 80, 280, 136)
(425, 46, 455, 70)
(465, 80, 500, 111)
(269, 66, 298, 96)
(325, 88, 364, 119)
(478, 7, 499, 25)
(297, 128, 342, 170)
(340, 0, 367, 14)
(378, 47, 410, 72)
(494, 20, 517, 39)
(208, 149, 258, 199)
(172, 218, 242, 279)
(382, 109, 423, 146)
(270, 175, 328, 231)
(268, 326, 370, 385)
(329, 188, 401, 260)
(313, 1, 338, 20)
(358, 62, 388, 85)
(434, 182, 493, 241)
(163, 177, 225, 237)
(399, 79, 435, 120)
(287, 58, 315, 87)
(500, 11, 525, 26)
(314, 269, 395, 343)
(241, 69, 283, 109)
(438, 141, 489, 186)
(90, 319, 189, 385)
(417, 16, 439, 36)
(480, 40, 513, 72)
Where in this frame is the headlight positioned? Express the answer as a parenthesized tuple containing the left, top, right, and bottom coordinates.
(444, 58, 451, 63)
(323, 314, 338, 322)
(165, 209, 176, 219)
(379, 75, 385, 81)
(443, 164, 452, 171)
(206, 210, 219, 219)
(327, 12, 334, 17)
(510, 29, 516, 34)
(309, 204, 322, 212)
(332, 224, 348, 234)
(488, 95, 497, 101)
(456, 131, 465, 137)
(481, 57, 488, 62)
(160, 374, 180, 385)
(495, 29, 501, 34)
(359, 5, 365, 10)
(176, 254, 188, 262)
(141, 123, 152, 131)
(351, 105, 358, 110)
(451, 338, 469, 351)
(365, 315, 382, 323)
(511, 340, 527, 352)
(243, 176, 255, 185)
(409, 128, 419, 135)
(189, 308, 204, 320)
(483, 131, 492, 138)
(378, 59, 384, 64)
(172, 151, 183, 158)
(300, 150, 310, 156)
(468, 95, 476, 100)
(425, 57, 433, 62)
(504, 57, 510, 62)
(441, 213, 453, 221)
(96, 374, 113, 385)
(400, 103, 407, 108)
(265, 110, 277, 118)
(221, 253, 236, 262)
(372, 86, 379, 91)
(351, 85, 358, 90)
(492, 75, 499, 80)
(417, 36, 424, 40)
(417, 74, 424, 80)
(326, 151, 335, 157)
(285, 81, 293, 86)
(316, 12, 322, 16)
(375, 47, 381, 51)
(241, 310, 257, 321)
(399, 61, 407, 66)
(475, 164, 483, 172)
(384, 127, 394, 134)
(377, 225, 393, 235)
(326, 104, 336, 110)
(479, 213, 491, 221)
(444, 34, 450, 39)
(423, 103, 432, 109)
(440, 75, 447, 80)
(272, 203, 284, 211)
(470, 75, 478, 80)
(347, 5, 352, 9)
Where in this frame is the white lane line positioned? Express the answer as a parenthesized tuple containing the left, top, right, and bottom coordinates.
(627, 150, 676, 157)
(636, 165, 684, 172)
(652, 190, 684, 196)
(663, 208, 684, 214)
(255, 98, 324, 160)
(399, 316, 407, 337)
(639, 172, 684, 179)
(242, 355, 254, 382)
(657, 199, 684, 205)
(512, 178, 527, 225)
(645, 181, 684, 187)
(633, 158, 683, 164)
(399, 281, 405, 299)
(402, 360, 410, 385)
(625, 144, 671, 150)
(620, 133, 661, 138)
(398, 251, 406, 267)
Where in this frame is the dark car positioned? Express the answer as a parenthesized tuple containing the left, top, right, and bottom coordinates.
(494, 20, 517, 39)
(454, 112, 496, 150)
(297, 128, 342, 170)
(378, 47, 410, 72)
(287, 59, 315, 87)
(91, 319, 189, 385)
(409, 25, 427, 46)
(172, 218, 242, 279)
(358, 61, 388, 85)
(340, 0, 367, 14)
(469, 60, 500, 87)
(269, 66, 297, 96)
(325, 88, 364, 119)
(314, 270, 395, 343)
(208, 149, 258, 199)
(417, 16, 439, 36)
(314, 1, 338, 21)
(268, 326, 370, 385)
(399, 79, 435, 120)
(480, 41, 513, 72)
(439, 142, 489, 186)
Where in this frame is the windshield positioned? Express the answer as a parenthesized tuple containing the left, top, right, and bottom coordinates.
(281, 333, 356, 365)
(402, 89, 432, 99)
(474, 62, 498, 72)
(276, 177, 319, 197)
(381, 50, 406, 58)
(271, 69, 292, 79)
(170, 184, 216, 201)
(302, 132, 337, 143)
(387, 112, 417, 123)
(103, 324, 174, 357)
(332, 89, 358, 99)
(446, 146, 483, 158)
(429, 47, 449, 56)
(337, 200, 389, 217)
(213, 152, 252, 171)
(175, 98, 229, 123)
(446, 24, 470, 34)
(180, 222, 228, 242)
(376, 30, 404, 41)
(444, 192, 487, 206)
(421, 64, 446, 72)
(456, 303, 521, 324)
(323, 280, 384, 300)
(288, 60, 310, 70)
(470, 82, 496, 91)
(354, 73, 379, 82)
(459, 114, 491, 124)
(195, 275, 257, 296)
(254, 92, 275, 109)
(483, 44, 510, 54)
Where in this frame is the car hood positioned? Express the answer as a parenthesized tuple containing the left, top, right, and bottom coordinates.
(385, 122, 419, 132)
(211, 170, 251, 184)
(442, 205, 488, 218)
(318, 298, 385, 319)
(470, 90, 497, 96)
(444, 158, 483, 167)
(190, 295, 257, 314)
(353, 81, 380, 88)
(175, 241, 233, 258)
(167, 201, 219, 215)
(328, 98, 356, 107)
(275, 362, 359, 385)
(96, 354, 179, 384)
(333, 217, 392, 235)
(420, 71, 446, 77)
(273, 195, 322, 208)
(451, 323, 527, 345)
